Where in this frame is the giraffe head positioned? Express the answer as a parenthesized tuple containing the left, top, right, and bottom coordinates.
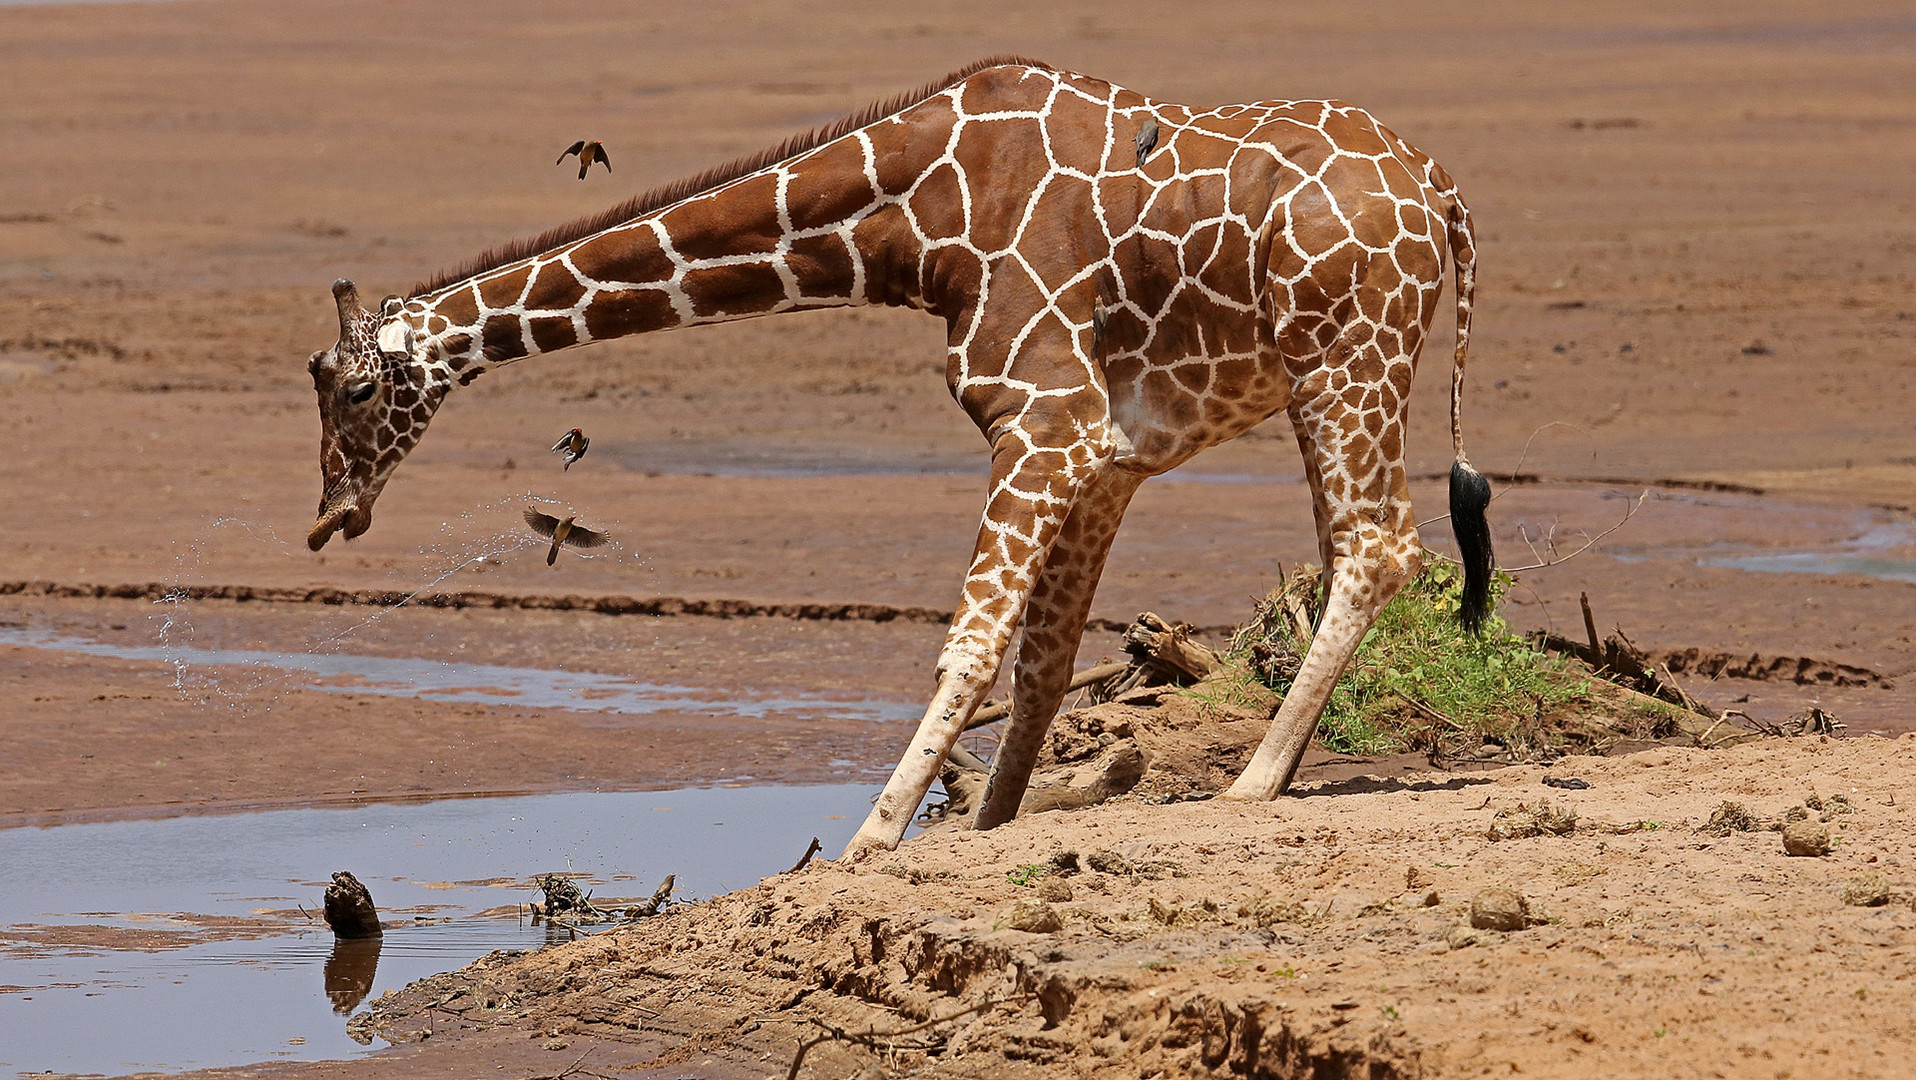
(306, 278, 448, 551)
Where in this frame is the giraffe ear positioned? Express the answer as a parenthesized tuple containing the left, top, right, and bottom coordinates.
(376, 318, 414, 357)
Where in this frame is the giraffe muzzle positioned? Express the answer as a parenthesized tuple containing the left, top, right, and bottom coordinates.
(308, 501, 370, 551)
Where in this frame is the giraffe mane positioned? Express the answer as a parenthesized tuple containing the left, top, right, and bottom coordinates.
(408, 55, 1056, 299)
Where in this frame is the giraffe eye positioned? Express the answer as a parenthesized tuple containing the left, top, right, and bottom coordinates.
(347, 381, 378, 405)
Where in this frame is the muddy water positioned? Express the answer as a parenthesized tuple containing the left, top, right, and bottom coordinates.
(0, 785, 871, 1075)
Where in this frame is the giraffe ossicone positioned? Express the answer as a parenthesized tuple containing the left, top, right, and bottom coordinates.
(305, 57, 1495, 859)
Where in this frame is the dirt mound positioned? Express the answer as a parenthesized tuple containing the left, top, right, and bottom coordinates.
(354, 736, 1916, 1079)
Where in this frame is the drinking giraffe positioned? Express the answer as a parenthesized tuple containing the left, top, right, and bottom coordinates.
(305, 57, 1494, 859)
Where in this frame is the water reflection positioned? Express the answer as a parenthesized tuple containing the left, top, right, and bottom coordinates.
(0, 785, 871, 1076)
(324, 936, 382, 1015)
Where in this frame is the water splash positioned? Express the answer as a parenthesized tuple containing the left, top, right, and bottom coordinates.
(140, 494, 640, 715)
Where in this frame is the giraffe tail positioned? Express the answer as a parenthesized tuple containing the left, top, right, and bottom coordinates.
(1442, 187, 1494, 636)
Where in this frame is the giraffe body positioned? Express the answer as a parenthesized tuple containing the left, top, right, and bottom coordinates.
(307, 58, 1492, 858)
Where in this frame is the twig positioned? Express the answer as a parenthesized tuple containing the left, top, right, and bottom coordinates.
(1391, 689, 1463, 730)
(1417, 422, 1597, 529)
(781, 993, 1029, 1080)
(787, 837, 822, 875)
(963, 661, 1129, 731)
(1579, 592, 1601, 659)
(1503, 489, 1651, 573)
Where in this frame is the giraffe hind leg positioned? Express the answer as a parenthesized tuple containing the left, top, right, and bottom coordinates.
(1226, 353, 1424, 799)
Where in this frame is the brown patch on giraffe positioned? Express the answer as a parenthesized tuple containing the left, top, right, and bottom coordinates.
(906, 164, 967, 241)
(1040, 90, 1112, 175)
(664, 175, 782, 263)
(583, 288, 679, 339)
(477, 263, 533, 311)
(786, 234, 855, 299)
(526, 317, 577, 354)
(435, 332, 473, 363)
(951, 118, 1046, 252)
(526, 260, 588, 312)
(782, 138, 878, 227)
(480, 314, 526, 361)
(430, 287, 480, 329)
(682, 263, 787, 319)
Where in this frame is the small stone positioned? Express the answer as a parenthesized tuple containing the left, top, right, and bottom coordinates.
(1701, 800, 1759, 837)
(1420, 890, 1442, 908)
(543, 1039, 569, 1051)
(1782, 820, 1831, 857)
(1006, 898, 1063, 933)
(1842, 874, 1890, 907)
(1446, 923, 1499, 949)
(1406, 866, 1431, 891)
(1036, 877, 1075, 903)
(1470, 887, 1529, 931)
(1486, 801, 1577, 842)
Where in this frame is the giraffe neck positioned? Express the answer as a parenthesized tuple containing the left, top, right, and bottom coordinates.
(403, 132, 946, 387)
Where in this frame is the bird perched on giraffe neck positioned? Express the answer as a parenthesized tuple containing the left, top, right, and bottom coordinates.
(523, 508, 611, 566)
(551, 428, 589, 470)
(556, 140, 611, 180)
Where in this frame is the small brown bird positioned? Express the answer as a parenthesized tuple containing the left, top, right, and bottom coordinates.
(523, 508, 611, 566)
(556, 140, 611, 180)
(1134, 118, 1159, 168)
(550, 427, 590, 470)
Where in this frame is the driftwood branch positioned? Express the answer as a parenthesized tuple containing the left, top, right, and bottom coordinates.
(323, 871, 382, 939)
(963, 660, 1129, 732)
(787, 837, 821, 875)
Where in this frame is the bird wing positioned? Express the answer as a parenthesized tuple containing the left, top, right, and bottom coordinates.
(556, 140, 585, 164)
(523, 508, 559, 538)
(594, 144, 611, 172)
(563, 524, 612, 550)
(575, 434, 589, 455)
(550, 432, 575, 454)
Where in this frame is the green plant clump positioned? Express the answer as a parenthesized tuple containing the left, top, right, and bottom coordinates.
(1230, 557, 1590, 756)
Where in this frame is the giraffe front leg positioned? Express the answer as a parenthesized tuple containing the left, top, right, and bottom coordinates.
(974, 467, 1144, 830)
(842, 424, 1107, 860)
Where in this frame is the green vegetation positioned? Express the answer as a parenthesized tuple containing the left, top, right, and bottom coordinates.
(1006, 864, 1048, 887)
(1219, 557, 1595, 756)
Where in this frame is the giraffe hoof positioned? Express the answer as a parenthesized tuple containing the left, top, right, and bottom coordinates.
(839, 833, 898, 863)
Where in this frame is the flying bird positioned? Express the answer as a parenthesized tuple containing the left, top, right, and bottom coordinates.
(1134, 118, 1159, 168)
(523, 508, 611, 566)
(556, 140, 611, 180)
(551, 427, 590, 470)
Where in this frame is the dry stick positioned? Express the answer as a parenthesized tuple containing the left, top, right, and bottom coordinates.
(1392, 689, 1463, 731)
(1503, 489, 1651, 573)
(1418, 421, 1598, 530)
(781, 993, 1029, 1080)
(787, 837, 822, 875)
(962, 661, 1130, 732)
(1579, 592, 1602, 661)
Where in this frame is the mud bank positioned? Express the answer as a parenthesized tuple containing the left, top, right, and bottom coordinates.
(348, 737, 1916, 1079)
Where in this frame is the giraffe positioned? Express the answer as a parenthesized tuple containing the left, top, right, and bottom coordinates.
(305, 57, 1494, 860)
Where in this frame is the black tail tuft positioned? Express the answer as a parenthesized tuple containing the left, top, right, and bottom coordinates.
(1449, 459, 1495, 635)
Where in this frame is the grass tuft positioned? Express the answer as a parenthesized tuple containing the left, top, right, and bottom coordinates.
(1216, 557, 1594, 756)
